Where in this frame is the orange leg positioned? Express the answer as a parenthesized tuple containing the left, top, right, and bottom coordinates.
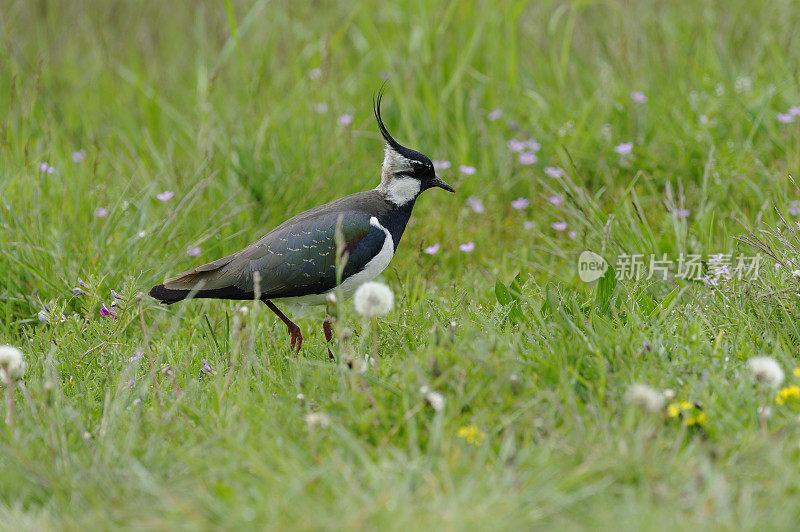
(263, 299, 302, 352)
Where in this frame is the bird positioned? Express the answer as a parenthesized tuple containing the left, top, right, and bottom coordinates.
(148, 86, 454, 355)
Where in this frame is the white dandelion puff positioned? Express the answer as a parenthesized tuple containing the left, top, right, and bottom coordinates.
(304, 412, 331, 429)
(0, 345, 26, 384)
(747, 356, 784, 389)
(353, 282, 394, 318)
(626, 383, 665, 413)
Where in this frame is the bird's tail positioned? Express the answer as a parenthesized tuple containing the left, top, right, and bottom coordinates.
(148, 284, 192, 304)
(149, 254, 253, 304)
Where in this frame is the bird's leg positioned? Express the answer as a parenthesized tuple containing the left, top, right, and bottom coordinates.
(323, 314, 334, 360)
(263, 299, 302, 352)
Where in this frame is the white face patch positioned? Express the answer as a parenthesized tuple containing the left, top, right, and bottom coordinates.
(385, 176, 421, 206)
(378, 145, 422, 206)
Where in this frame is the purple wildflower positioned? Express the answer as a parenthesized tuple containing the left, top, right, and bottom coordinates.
(507, 139, 525, 152)
(699, 114, 709, 125)
(642, 340, 651, 353)
(524, 140, 541, 152)
(39, 162, 55, 174)
(94, 207, 108, 218)
(777, 112, 795, 124)
(99, 303, 116, 318)
(187, 246, 201, 256)
(78, 277, 90, 288)
(308, 67, 322, 80)
(511, 198, 530, 210)
(465, 196, 485, 214)
(111, 290, 124, 300)
(72, 287, 87, 296)
(523, 221, 535, 230)
(789, 201, 800, 216)
(157, 190, 174, 201)
(487, 108, 503, 121)
(202, 359, 217, 375)
(459, 165, 477, 175)
(544, 166, 565, 178)
(37, 310, 50, 323)
(675, 208, 691, 219)
(423, 243, 440, 255)
(72, 150, 86, 162)
(551, 221, 568, 231)
(548, 195, 562, 206)
(568, 230, 577, 239)
(129, 351, 144, 362)
(789, 106, 800, 117)
(518, 152, 538, 165)
(433, 160, 451, 171)
(614, 142, 633, 155)
(630, 91, 648, 104)
(313, 102, 328, 114)
(337, 113, 353, 127)
(459, 242, 475, 253)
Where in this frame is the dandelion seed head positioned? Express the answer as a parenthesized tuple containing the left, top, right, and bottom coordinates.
(747, 356, 785, 389)
(0, 345, 25, 384)
(304, 412, 331, 429)
(353, 281, 394, 318)
(627, 383, 665, 413)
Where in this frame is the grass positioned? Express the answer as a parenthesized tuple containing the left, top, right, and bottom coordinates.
(2, 0, 800, 528)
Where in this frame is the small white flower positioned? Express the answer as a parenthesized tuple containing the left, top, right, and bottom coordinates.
(353, 281, 394, 318)
(304, 412, 331, 429)
(424, 389, 445, 411)
(747, 356, 784, 389)
(626, 383, 664, 413)
(0, 345, 26, 384)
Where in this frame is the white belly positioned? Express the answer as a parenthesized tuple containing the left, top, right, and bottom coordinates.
(274, 216, 394, 314)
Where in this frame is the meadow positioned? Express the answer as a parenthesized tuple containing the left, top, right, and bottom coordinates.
(3, 0, 800, 529)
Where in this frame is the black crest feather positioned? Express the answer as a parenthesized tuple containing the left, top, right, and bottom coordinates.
(373, 81, 402, 151)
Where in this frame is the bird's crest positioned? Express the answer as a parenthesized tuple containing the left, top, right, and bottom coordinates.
(373, 82, 403, 152)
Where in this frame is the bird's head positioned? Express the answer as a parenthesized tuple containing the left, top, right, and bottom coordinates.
(374, 87, 454, 206)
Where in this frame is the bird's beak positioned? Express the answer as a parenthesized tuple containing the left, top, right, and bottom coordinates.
(431, 175, 455, 193)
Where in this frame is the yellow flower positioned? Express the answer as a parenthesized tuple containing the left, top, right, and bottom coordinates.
(684, 412, 708, 426)
(794, 367, 800, 379)
(775, 385, 800, 406)
(667, 400, 693, 418)
(457, 425, 486, 446)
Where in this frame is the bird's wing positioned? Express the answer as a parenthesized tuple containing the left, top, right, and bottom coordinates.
(164, 210, 386, 299)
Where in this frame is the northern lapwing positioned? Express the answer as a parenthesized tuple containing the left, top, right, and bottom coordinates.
(149, 87, 454, 354)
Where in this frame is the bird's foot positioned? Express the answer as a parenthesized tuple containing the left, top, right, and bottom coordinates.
(287, 322, 303, 353)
